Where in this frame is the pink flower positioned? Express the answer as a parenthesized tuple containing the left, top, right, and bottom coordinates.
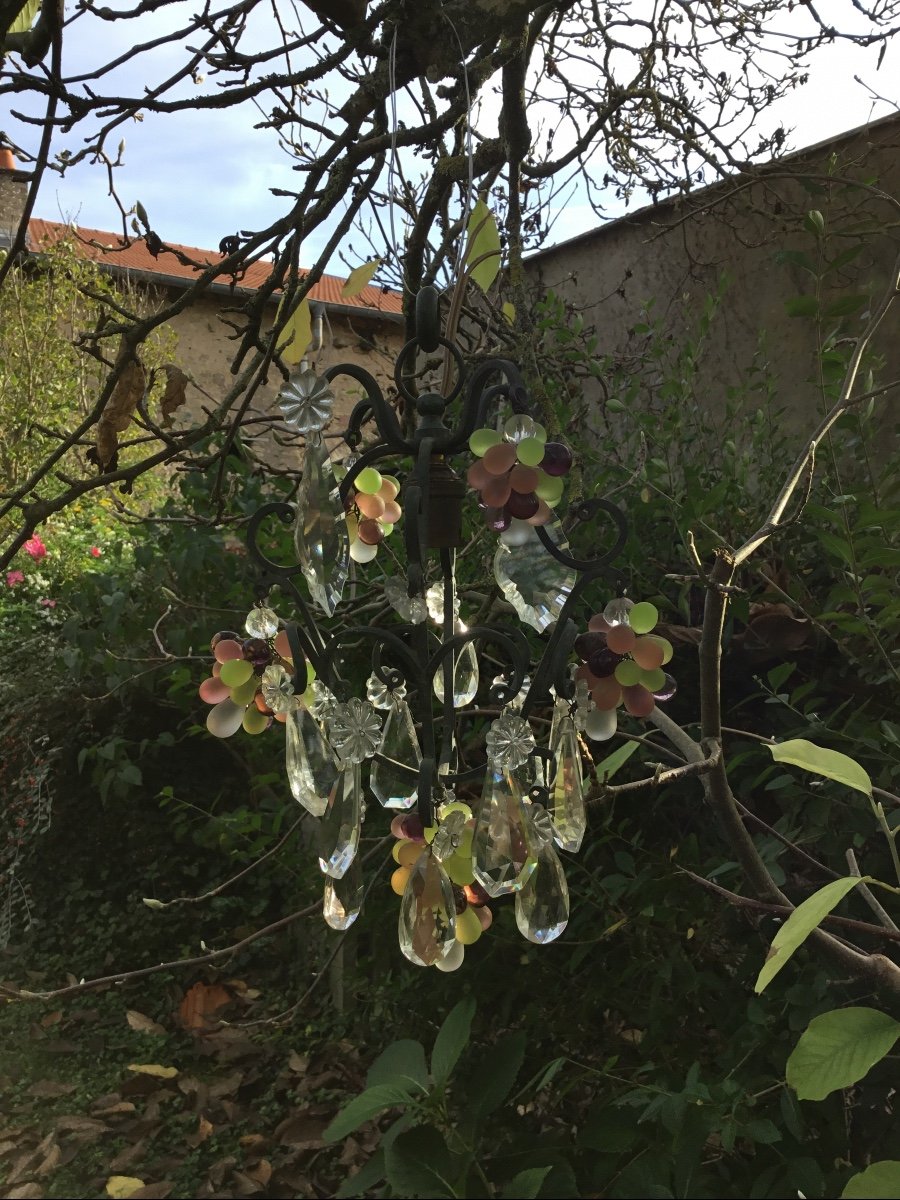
(89, 546, 101, 558)
(6, 570, 24, 587)
(39, 598, 57, 608)
(23, 534, 47, 561)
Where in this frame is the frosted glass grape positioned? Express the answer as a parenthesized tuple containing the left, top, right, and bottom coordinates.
(509, 464, 539, 493)
(355, 467, 383, 494)
(623, 684, 655, 717)
(469, 427, 502, 456)
(381, 499, 401, 523)
(585, 707, 617, 741)
(378, 477, 399, 500)
(467, 460, 492, 490)
(199, 677, 230, 704)
(632, 637, 665, 670)
(482, 476, 512, 508)
(356, 492, 385, 519)
(498, 518, 535, 547)
(206, 698, 246, 738)
(482, 442, 518, 475)
(606, 625, 636, 654)
(350, 538, 378, 562)
(214, 638, 243, 664)
(242, 708, 268, 735)
(629, 601, 659, 634)
(219, 658, 254, 687)
(516, 437, 545, 467)
(526, 498, 553, 526)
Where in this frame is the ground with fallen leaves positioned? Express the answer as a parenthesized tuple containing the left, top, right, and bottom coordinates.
(0, 971, 376, 1199)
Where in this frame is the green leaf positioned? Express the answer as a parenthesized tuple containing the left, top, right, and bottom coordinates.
(755, 876, 867, 994)
(470, 1031, 526, 1117)
(384, 1127, 459, 1198)
(825, 294, 866, 318)
(275, 295, 312, 364)
(784, 294, 818, 318)
(342, 259, 380, 298)
(335, 1148, 386, 1198)
(322, 1083, 413, 1143)
(8, 0, 40, 35)
(766, 662, 795, 691)
(366, 1038, 428, 1092)
(768, 738, 872, 797)
(787, 1007, 900, 1101)
(431, 997, 475, 1088)
(842, 1161, 900, 1198)
(595, 740, 639, 782)
(502, 1167, 552, 1199)
(465, 199, 501, 293)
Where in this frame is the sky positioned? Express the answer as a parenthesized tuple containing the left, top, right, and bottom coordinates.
(2, 2, 899, 272)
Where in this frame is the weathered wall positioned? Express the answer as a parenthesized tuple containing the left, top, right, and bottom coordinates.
(0, 169, 28, 239)
(153, 289, 404, 465)
(525, 115, 900, 443)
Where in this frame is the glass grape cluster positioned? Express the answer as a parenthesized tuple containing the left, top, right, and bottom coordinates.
(466, 415, 572, 532)
(342, 466, 402, 564)
(198, 605, 315, 738)
(574, 598, 676, 735)
(388, 802, 493, 972)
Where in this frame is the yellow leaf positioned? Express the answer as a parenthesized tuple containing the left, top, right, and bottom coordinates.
(127, 1063, 178, 1078)
(9, 0, 40, 35)
(342, 259, 380, 298)
(275, 296, 312, 365)
(501, 301, 516, 324)
(465, 199, 501, 293)
(105, 1177, 146, 1199)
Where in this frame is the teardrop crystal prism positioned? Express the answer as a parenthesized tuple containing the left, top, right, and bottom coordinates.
(295, 433, 350, 616)
(548, 704, 586, 852)
(398, 850, 457, 967)
(472, 765, 537, 897)
(433, 638, 479, 707)
(370, 697, 420, 810)
(515, 831, 570, 944)
(317, 762, 361, 878)
(323, 855, 363, 930)
(493, 519, 576, 632)
(286, 708, 338, 817)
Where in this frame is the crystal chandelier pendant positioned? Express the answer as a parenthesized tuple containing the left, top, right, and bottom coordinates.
(472, 763, 537, 897)
(515, 807, 570, 944)
(317, 762, 362, 878)
(433, 631, 479, 708)
(398, 848, 458, 966)
(493, 518, 576, 632)
(370, 695, 420, 810)
(285, 707, 338, 817)
(294, 432, 350, 616)
(548, 701, 587, 853)
(323, 855, 363, 930)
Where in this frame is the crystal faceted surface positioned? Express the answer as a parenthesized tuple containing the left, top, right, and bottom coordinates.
(285, 707, 338, 817)
(327, 698, 382, 764)
(515, 820, 570, 944)
(398, 850, 458, 966)
(548, 702, 587, 852)
(485, 711, 535, 771)
(261, 664, 300, 714)
(278, 369, 335, 434)
(323, 856, 363, 930)
(294, 433, 349, 617)
(317, 762, 362, 879)
(433, 632, 479, 708)
(472, 765, 537, 897)
(370, 696, 420, 810)
(493, 519, 576, 632)
(245, 604, 279, 638)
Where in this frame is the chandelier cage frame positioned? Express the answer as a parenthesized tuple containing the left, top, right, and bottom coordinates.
(244, 285, 630, 831)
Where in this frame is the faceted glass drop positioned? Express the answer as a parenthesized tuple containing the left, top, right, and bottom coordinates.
(317, 762, 361, 878)
(398, 850, 457, 967)
(286, 708, 338, 817)
(433, 638, 479, 708)
(472, 765, 537, 897)
(493, 519, 576, 632)
(323, 856, 363, 930)
(370, 697, 420, 810)
(548, 704, 586, 853)
(515, 835, 570, 944)
(295, 433, 349, 616)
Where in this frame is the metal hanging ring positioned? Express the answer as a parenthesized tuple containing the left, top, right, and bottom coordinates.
(394, 335, 465, 405)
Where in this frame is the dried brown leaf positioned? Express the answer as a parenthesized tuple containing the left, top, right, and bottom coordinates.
(274, 1113, 326, 1149)
(287, 1051, 308, 1073)
(126, 1010, 166, 1036)
(26, 1081, 76, 1098)
(178, 982, 231, 1031)
(243, 1159, 272, 1186)
(159, 364, 188, 427)
(129, 1183, 174, 1199)
(39, 1011, 62, 1028)
(7, 1184, 44, 1199)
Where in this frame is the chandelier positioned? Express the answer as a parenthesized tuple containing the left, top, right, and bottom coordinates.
(196, 288, 677, 971)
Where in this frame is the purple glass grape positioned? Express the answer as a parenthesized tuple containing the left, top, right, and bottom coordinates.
(574, 631, 608, 662)
(589, 647, 623, 678)
(242, 637, 272, 664)
(506, 490, 540, 519)
(652, 673, 678, 702)
(211, 630, 242, 651)
(540, 441, 573, 477)
(484, 505, 512, 532)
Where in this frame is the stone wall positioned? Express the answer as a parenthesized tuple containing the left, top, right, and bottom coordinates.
(0, 169, 28, 240)
(525, 114, 900, 445)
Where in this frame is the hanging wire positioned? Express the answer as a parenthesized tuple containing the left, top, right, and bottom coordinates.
(438, 0, 475, 283)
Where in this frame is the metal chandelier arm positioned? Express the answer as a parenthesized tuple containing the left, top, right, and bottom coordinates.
(324, 361, 411, 451)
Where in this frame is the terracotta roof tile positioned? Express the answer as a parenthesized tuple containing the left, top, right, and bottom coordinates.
(27, 218, 403, 317)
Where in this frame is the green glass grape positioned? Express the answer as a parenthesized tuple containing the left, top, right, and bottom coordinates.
(469, 427, 502, 456)
(640, 667, 666, 692)
(219, 658, 253, 687)
(355, 466, 383, 494)
(516, 437, 545, 467)
(629, 601, 659, 634)
(614, 660, 643, 687)
(534, 471, 564, 505)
